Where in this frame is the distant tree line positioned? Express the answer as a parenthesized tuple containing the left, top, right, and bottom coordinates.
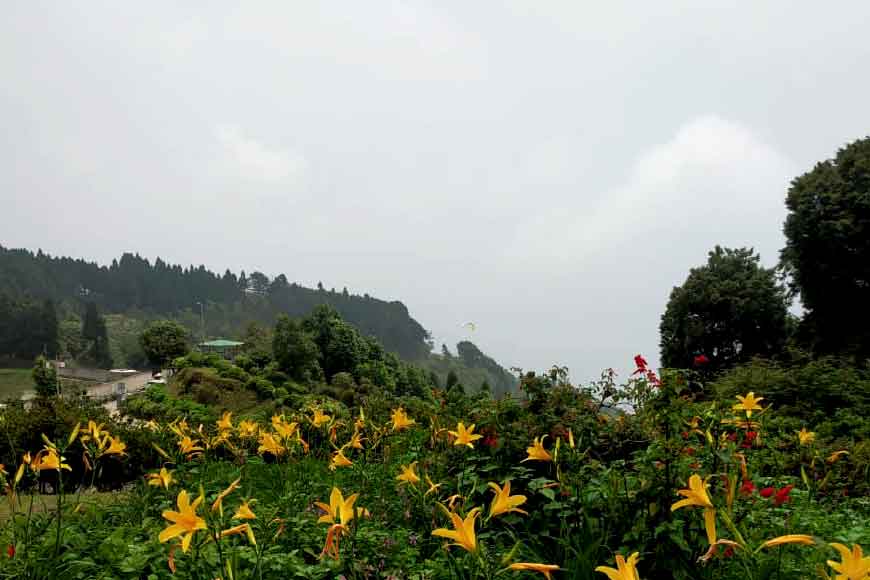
(0, 248, 431, 360)
(0, 293, 58, 360)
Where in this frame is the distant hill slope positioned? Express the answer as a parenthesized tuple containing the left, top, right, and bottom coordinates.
(421, 341, 517, 398)
(0, 245, 430, 359)
(0, 246, 518, 395)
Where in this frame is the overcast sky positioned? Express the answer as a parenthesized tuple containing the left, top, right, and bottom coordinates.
(3, 2, 869, 382)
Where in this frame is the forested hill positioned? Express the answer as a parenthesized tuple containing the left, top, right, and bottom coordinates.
(0, 245, 431, 360)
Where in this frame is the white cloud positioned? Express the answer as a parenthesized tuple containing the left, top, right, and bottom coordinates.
(215, 126, 308, 185)
(508, 115, 797, 268)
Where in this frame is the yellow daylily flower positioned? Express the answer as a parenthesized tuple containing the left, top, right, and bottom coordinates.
(144, 419, 161, 432)
(257, 433, 285, 457)
(34, 448, 71, 472)
(567, 428, 575, 449)
(147, 467, 174, 490)
(488, 481, 528, 518)
(271, 415, 299, 439)
(238, 419, 259, 438)
(797, 427, 815, 446)
(508, 563, 560, 579)
(81, 420, 106, 443)
(521, 436, 553, 462)
(446, 494, 463, 511)
(220, 523, 256, 545)
(310, 408, 332, 428)
(432, 507, 480, 553)
(827, 542, 870, 580)
(167, 419, 189, 437)
(732, 392, 764, 418)
(233, 500, 256, 520)
(595, 552, 641, 580)
(343, 429, 365, 450)
(671, 474, 714, 511)
(449, 422, 483, 448)
(177, 436, 203, 457)
(216, 411, 233, 431)
(159, 490, 207, 553)
(424, 475, 442, 496)
(390, 407, 416, 431)
(211, 477, 242, 514)
(355, 408, 366, 430)
(397, 462, 421, 485)
(315, 487, 361, 526)
(330, 449, 353, 470)
(759, 535, 815, 549)
(102, 435, 127, 456)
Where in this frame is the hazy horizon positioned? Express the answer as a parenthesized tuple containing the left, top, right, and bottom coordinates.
(3, 2, 870, 382)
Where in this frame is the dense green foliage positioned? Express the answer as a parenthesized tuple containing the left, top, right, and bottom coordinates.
(0, 357, 867, 580)
(131, 308, 438, 416)
(0, 293, 58, 360)
(660, 246, 790, 372)
(782, 136, 870, 359)
(31, 355, 58, 398)
(79, 302, 112, 368)
(710, 353, 870, 444)
(140, 320, 191, 369)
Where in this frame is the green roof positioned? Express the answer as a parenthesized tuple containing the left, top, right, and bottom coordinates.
(199, 339, 244, 348)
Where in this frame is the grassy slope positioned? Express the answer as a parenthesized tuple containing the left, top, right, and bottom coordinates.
(0, 368, 33, 399)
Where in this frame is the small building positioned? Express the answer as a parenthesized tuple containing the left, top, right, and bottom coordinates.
(198, 339, 245, 360)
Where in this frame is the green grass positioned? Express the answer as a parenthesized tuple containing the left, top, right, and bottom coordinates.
(0, 368, 33, 399)
(0, 491, 126, 523)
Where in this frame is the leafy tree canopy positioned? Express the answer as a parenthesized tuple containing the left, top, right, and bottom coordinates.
(272, 314, 322, 383)
(660, 246, 790, 372)
(140, 320, 189, 369)
(31, 355, 58, 398)
(781, 136, 870, 358)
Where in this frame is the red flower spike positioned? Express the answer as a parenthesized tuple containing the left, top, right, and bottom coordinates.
(693, 354, 709, 366)
(6, 545, 13, 559)
(740, 480, 755, 496)
(759, 487, 775, 498)
(633, 355, 648, 374)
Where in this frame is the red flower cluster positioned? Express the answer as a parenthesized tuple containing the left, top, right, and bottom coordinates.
(693, 354, 709, 366)
(740, 431, 758, 448)
(631, 354, 661, 387)
(759, 485, 793, 506)
(481, 432, 499, 448)
(740, 479, 756, 496)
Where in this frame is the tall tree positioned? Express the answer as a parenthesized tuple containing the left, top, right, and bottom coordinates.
(272, 314, 322, 382)
(140, 320, 190, 369)
(81, 302, 112, 367)
(781, 137, 870, 358)
(32, 355, 58, 398)
(81, 302, 101, 341)
(660, 246, 790, 372)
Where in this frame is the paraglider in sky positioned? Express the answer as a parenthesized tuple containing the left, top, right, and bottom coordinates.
(463, 322, 476, 332)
